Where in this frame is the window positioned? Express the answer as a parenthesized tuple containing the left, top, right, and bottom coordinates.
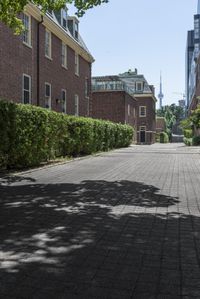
(61, 89, 67, 113)
(75, 94, 79, 116)
(45, 83, 51, 109)
(75, 22, 78, 39)
(22, 74, 31, 104)
(136, 82, 143, 92)
(139, 106, 146, 117)
(75, 53, 79, 75)
(133, 107, 136, 118)
(85, 78, 89, 98)
(45, 29, 52, 59)
(194, 43, 199, 57)
(128, 104, 130, 116)
(140, 126, 146, 131)
(194, 19, 199, 39)
(22, 13, 31, 46)
(61, 9, 67, 29)
(61, 43, 67, 68)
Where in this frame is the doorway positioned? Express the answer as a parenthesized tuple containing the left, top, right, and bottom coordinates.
(140, 126, 146, 143)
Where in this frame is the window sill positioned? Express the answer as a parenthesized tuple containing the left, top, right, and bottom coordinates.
(62, 65, 68, 70)
(45, 55, 53, 61)
(23, 42, 32, 49)
(139, 115, 146, 117)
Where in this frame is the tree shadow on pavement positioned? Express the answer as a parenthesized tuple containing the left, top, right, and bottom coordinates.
(0, 179, 200, 299)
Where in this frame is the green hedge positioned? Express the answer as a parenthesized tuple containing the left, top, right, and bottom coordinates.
(0, 101, 134, 169)
(192, 135, 200, 146)
(183, 137, 192, 146)
(159, 132, 169, 143)
(183, 129, 193, 138)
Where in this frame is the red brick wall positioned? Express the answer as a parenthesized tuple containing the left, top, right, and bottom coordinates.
(0, 19, 91, 117)
(135, 96, 156, 144)
(125, 94, 138, 128)
(136, 96, 156, 132)
(0, 20, 38, 104)
(91, 91, 137, 127)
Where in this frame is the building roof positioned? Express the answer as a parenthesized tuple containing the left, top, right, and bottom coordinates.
(92, 71, 157, 101)
(46, 11, 92, 57)
(26, 3, 94, 63)
(118, 70, 155, 96)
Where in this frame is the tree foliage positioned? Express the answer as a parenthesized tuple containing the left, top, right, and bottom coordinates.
(156, 104, 185, 140)
(157, 104, 185, 122)
(181, 105, 200, 130)
(0, 0, 108, 33)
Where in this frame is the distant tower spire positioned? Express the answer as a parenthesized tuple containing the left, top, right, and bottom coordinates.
(198, 0, 200, 14)
(158, 72, 164, 109)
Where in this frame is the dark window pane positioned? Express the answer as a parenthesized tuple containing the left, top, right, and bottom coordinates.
(24, 91, 30, 104)
(45, 84, 50, 97)
(24, 76, 29, 90)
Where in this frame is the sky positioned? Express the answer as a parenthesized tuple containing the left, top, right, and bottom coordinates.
(69, 0, 197, 107)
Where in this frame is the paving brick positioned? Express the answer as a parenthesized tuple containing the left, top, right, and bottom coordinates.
(1, 143, 200, 298)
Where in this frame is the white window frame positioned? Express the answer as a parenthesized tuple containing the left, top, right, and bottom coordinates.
(61, 9, 67, 29)
(61, 89, 67, 113)
(139, 106, 146, 117)
(22, 13, 31, 47)
(136, 81, 143, 92)
(74, 22, 79, 39)
(61, 42, 67, 68)
(133, 107, 136, 118)
(45, 29, 52, 59)
(22, 74, 31, 104)
(75, 94, 79, 116)
(75, 52, 79, 76)
(45, 82, 51, 109)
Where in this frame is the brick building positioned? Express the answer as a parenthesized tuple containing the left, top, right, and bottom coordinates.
(91, 76, 137, 128)
(156, 117, 166, 133)
(91, 70, 156, 144)
(0, 3, 94, 116)
(119, 70, 156, 144)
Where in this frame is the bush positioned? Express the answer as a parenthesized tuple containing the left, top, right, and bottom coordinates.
(0, 100, 134, 169)
(183, 129, 193, 138)
(183, 137, 192, 146)
(159, 132, 169, 143)
(192, 136, 200, 146)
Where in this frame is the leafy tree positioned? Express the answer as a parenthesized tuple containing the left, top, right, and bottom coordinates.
(157, 104, 185, 121)
(156, 104, 185, 140)
(0, 0, 108, 33)
(180, 106, 200, 131)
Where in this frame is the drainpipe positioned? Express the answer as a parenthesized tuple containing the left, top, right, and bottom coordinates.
(37, 15, 44, 106)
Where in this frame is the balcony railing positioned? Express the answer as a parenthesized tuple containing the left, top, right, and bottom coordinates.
(92, 80, 133, 96)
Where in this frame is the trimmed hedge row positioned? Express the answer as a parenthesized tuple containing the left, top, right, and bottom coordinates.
(0, 101, 134, 169)
(192, 135, 200, 146)
(183, 136, 200, 146)
(183, 129, 193, 139)
(156, 132, 169, 143)
(183, 137, 192, 146)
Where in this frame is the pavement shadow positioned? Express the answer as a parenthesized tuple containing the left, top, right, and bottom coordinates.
(0, 179, 199, 298)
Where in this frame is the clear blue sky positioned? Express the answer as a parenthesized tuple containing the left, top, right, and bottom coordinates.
(69, 0, 197, 106)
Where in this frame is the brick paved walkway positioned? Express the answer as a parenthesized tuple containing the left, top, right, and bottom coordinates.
(1, 143, 200, 298)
